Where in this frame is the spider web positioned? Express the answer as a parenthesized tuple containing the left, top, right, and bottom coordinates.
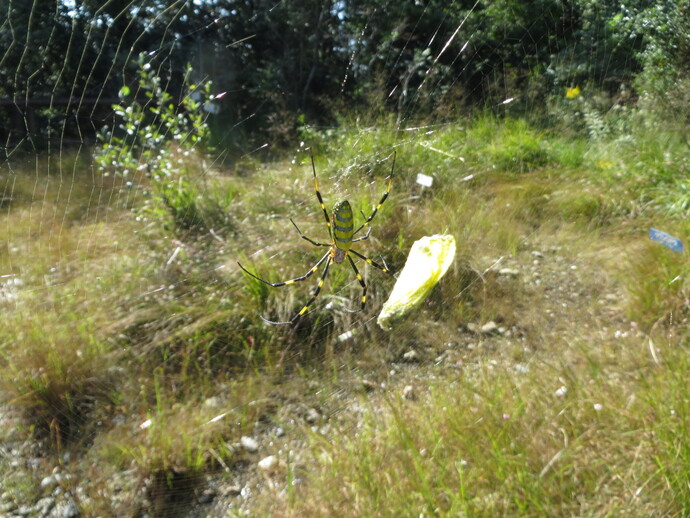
(0, 0, 652, 516)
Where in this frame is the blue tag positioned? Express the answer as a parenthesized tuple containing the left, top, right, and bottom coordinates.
(649, 228, 684, 253)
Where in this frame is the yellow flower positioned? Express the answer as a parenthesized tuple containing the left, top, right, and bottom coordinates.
(566, 86, 581, 99)
(597, 160, 613, 169)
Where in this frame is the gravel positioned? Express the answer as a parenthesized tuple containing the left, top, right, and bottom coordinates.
(0, 236, 630, 517)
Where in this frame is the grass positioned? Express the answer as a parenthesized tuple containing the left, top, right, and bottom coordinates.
(0, 306, 115, 445)
(624, 235, 690, 330)
(1, 113, 689, 516)
(285, 332, 675, 517)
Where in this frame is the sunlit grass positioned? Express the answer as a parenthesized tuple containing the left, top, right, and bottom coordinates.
(0, 305, 116, 447)
(624, 233, 690, 330)
(283, 328, 688, 517)
(1, 114, 689, 515)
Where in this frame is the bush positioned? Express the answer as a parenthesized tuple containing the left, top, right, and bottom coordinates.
(94, 53, 224, 234)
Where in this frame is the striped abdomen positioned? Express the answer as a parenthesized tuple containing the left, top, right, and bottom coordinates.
(332, 200, 353, 262)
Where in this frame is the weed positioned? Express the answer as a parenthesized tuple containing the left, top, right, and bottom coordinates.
(285, 334, 668, 517)
(625, 236, 689, 330)
(0, 307, 117, 445)
(94, 53, 226, 235)
(2, 112, 689, 517)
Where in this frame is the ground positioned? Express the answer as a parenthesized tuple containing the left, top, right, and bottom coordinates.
(1, 123, 689, 516)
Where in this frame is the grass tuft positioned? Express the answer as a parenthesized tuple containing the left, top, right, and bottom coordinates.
(0, 306, 117, 446)
(624, 235, 689, 330)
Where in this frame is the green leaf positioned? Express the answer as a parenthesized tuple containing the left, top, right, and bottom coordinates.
(118, 86, 130, 99)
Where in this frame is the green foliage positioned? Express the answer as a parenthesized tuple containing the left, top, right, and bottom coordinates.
(3, 0, 686, 148)
(484, 122, 551, 173)
(94, 54, 220, 233)
(0, 0, 194, 146)
(634, 1, 690, 121)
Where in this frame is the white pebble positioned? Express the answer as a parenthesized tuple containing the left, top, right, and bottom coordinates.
(240, 436, 259, 453)
(402, 350, 419, 362)
(402, 385, 416, 400)
(554, 385, 568, 397)
(258, 455, 277, 470)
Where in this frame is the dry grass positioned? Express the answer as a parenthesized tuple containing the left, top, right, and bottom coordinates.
(1, 118, 689, 516)
(263, 228, 687, 517)
(285, 339, 671, 517)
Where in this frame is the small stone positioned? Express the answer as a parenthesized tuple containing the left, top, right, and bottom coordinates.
(554, 385, 568, 397)
(54, 500, 80, 518)
(240, 436, 259, 453)
(204, 396, 220, 408)
(531, 251, 544, 259)
(498, 268, 519, 277)
(41, 474, 59, 489)
(305, 408, 321, 424)
(225, 485, 242, 497)
(198, 488, 216, 504)
(258, 455, 277, 471)
(402, 385, 416, 400)
(402, 350, 419, 362)
(34, 496, 55, 514)
(514, 364, 529, 374)
(480, 321, 499, 335)
(466, 322, 479, 333)
(361, 379, 379, 392)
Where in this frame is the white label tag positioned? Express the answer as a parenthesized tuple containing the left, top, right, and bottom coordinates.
(416, 173, 433, 187)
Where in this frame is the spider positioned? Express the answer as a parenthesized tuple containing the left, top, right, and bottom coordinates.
(238, 151, 395, 325)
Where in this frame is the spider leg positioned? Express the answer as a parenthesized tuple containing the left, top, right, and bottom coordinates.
(290, 218, 331, 247)
(349, 248, 391, 274)
(353, 151, 395, 236)
(352, 226, 372, 243)
(347, 254, 367, 310)
(310, 150, 334, 241)
(238, 250, 330, 287)
(261, 256, 333, 325)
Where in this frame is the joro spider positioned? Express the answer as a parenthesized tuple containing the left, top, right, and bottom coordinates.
(238, 151, 395, 325)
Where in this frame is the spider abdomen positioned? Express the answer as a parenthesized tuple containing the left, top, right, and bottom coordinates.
(332, 200, 354, 261)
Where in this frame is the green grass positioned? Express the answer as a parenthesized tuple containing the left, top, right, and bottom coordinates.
(285, 332, 681, 517)
(624, 233, 690, 330)
(1, 113, 689, 516)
